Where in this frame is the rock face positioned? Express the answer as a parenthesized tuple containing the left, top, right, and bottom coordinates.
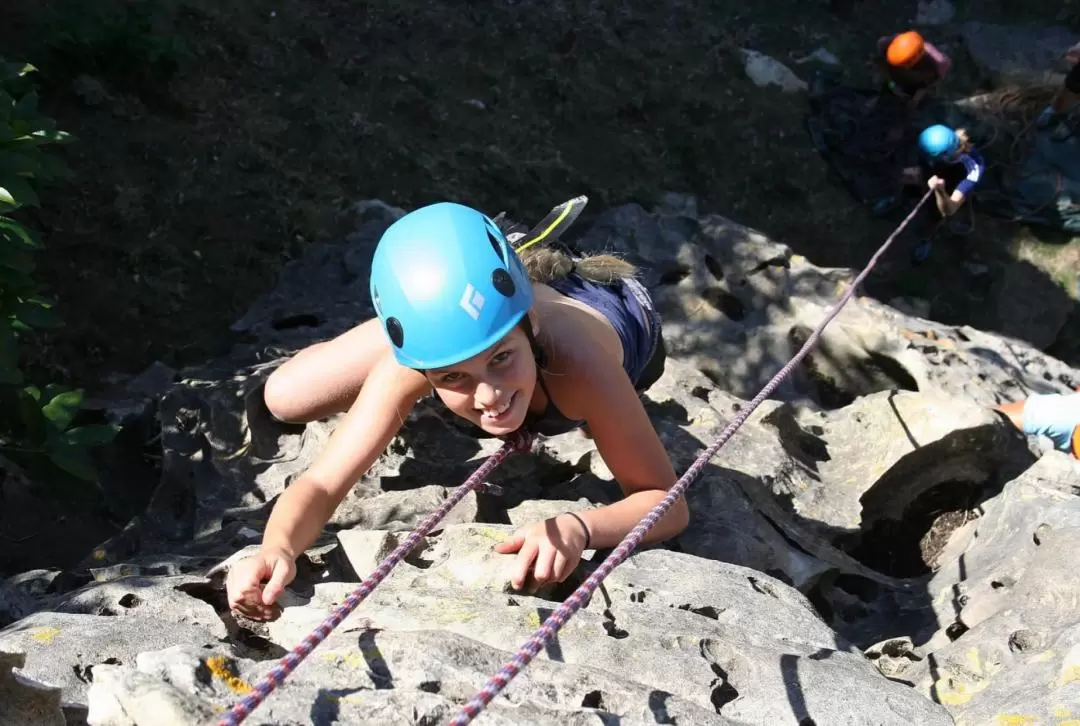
(87, 543, 955, 726)
(873, 453, 1080, 725)
(569, 197, 1079, 410)
(1, 196, 1079, 725)
(915, 0, 954, 26)
(960, 22, 1077, 86)
(0, 650, 65, 726)
(739, 49, 808, 94)
(993, 259, 1075, 352)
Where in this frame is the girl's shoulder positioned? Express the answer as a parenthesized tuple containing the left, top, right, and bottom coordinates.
(533, 284, 623, 381)
(535, 281, 621, 343)
(959, 147, 986, 168)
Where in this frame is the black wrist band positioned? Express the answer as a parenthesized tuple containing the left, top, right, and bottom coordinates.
(564, 511, 591, 550)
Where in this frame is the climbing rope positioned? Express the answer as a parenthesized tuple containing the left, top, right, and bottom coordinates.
(216, 430, 533, 726)
(448, 190, 934, 725)
(218, 191, 931, 725)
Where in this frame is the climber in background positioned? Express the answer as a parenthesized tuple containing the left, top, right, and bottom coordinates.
(996, 389, 1080, 459)
(225, 201, 686, 621)
(874, 30, 952, 110)
(1035, 40, 1080, 141)
(899, 123, 985, 263)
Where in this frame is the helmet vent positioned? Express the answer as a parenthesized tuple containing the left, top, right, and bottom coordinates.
(485, 220, 508, 265)
(385, 317, 404, 348)
(491, 268, 516, 298)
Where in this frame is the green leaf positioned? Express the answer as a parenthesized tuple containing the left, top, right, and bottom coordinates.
(0, 320, 16, 365)
(12, 63, 37, 80)
(18, 386, 45, 441)
(64, 424, 120, 448)
(46, 438, 98, 481)
(0, 264, 35, 292)
(28, 114, 57, 133)
(40, 383, 68, 406)
(0, 246, 36, 273)
(12, 298, 61, 329)
(23, 385, 40, 401)
(0, 173, 38, 208)
(12, 91, 38, 119)
(26, 128, 72, 145)
(0, 151, 41, 177)
(41, 389, 83, 432)
(0, 217, 41, 248)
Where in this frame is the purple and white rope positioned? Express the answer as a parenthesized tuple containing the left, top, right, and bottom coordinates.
(216, 430, 533, 725)
(448, 191, 933, 724)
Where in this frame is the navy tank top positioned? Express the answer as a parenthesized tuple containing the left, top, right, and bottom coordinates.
(525, 272, 659, 437)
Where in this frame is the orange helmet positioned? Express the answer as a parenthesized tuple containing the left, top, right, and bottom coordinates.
(1072, 424, 1079, 459)
(887, 31, 926, 68)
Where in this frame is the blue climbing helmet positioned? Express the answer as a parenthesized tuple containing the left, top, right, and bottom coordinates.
(369, 201, 534, 370)
(919, 124, 959, 159)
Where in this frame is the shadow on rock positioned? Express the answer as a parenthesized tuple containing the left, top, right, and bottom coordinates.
(633, 366, 1038, 654)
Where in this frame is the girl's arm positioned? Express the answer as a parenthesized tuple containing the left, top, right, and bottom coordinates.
(943, 189, 967, 215)
(571, 351, 689, 549)
(929, 171, 976, 216)
(492, 342, 688, 592)
(929, 182, 965, 217)
(262, 355, 429, 559)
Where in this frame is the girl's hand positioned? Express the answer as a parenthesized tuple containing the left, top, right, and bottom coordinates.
(493, 514, 589, 593)
(226, 547, 297, 621)
(927, 175, 946, 192)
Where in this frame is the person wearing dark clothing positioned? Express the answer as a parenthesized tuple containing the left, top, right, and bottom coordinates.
(875, 30, 952, 109)
(900, 124, 985, 262)
(1036, 41, 1080, 141)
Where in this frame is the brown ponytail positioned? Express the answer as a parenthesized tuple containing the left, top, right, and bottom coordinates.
(956, 128, 973, 152)
(519, 246, 637, 285)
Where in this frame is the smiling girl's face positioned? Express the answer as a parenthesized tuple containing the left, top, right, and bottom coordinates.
(426, 320, 539, 435)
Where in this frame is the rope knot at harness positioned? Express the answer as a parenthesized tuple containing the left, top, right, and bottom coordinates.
(218, 191, 931, 726)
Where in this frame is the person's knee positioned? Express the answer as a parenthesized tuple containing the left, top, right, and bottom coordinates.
(262, 365, 311, 423)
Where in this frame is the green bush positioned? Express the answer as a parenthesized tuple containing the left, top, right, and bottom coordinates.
(0, 60, 119, 487)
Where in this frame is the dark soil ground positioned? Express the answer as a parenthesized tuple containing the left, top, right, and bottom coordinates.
(0, 0, 1077, 574)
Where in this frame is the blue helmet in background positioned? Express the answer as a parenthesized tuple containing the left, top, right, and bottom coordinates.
(369, 202, 534, 370)
(919, 124, 959, 159)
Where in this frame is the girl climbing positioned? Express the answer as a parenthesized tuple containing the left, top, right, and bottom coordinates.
(875, 30, 952, 110)
(901, 123, 986, 263)
(226, 201, 688, 620)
